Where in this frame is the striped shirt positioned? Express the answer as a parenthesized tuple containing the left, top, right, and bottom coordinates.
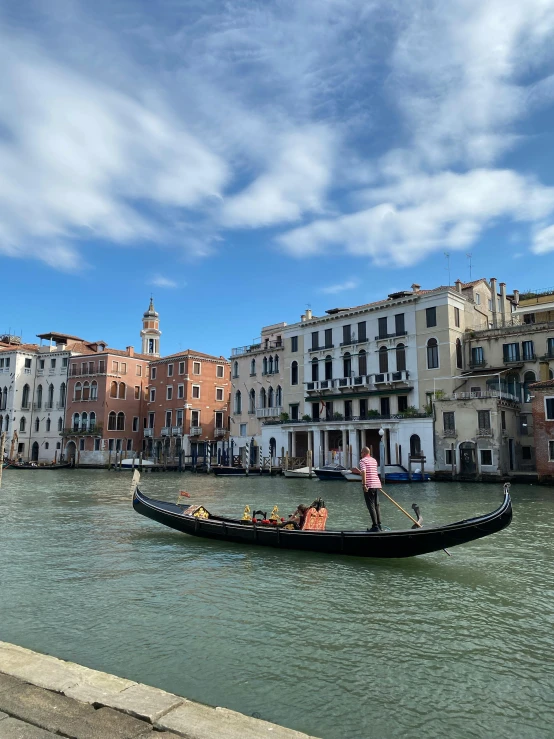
(359, 455, 381, 488)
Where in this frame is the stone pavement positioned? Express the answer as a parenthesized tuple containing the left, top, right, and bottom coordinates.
(0, 642, 319, 739)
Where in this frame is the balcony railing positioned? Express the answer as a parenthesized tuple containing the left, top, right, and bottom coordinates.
(161, 427, 170, 436)
(264, 412, 431, 426)
(256, 406, 283, 418)
(305, 371, 411, 393)
(469, 359, 487, 368)
(190, 426, 202, 436)
(171, 426, 183, 436)
(375, 330, 407, 340)
(443, 429, 457, 437)
(144, 428, 153, 437)
(21, 403, 30, 410)
(44, 402, 54, 410)
(214, 428, 227, 437)
(309, 344, 334, 353)
(448, 390, 520, 403)
(33, 402, 42, 410)
(539, 351, 554, 360)
(476, 427, 493, 437)
(61, 424, 103, 436)
(231, 339, 282, 356)
(56, 402, 65, 410)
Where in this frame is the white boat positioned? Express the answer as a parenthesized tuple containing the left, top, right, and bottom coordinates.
(283, 466, 316, 479)
(120, 458, 155, 468)
(341, 469, 361, 481)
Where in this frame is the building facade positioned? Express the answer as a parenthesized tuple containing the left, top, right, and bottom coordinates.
(530, 379, 554, 483)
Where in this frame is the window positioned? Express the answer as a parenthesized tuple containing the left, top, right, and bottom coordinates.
(90, 381, 97, 400)
(51, 358, 56, 369)
(398, 396, 408, 413)
(378, 316, 387, 339)
(488, 299, 493, 311)
(291, 361, 298, 385)
(395, 313, 405, 335)
(108, 412, 116, 430)
(192, 385, 200, 399)
(426, 307, 437, 328)
(36, 384, 43, 408)
(136, 365, 142, 376)
(176, 409, 184, 427)
(193, 362, 201, 375)
(259, 387, 266, 408)
(108, 439, 114, 451)
(39, 359, 45, 370)
(234, 390, 242, 414)
(148, 412, 155, 428)
(312, 402, 320, 421)
(358, 321, 367, 342)
(250, 358, 256, 376)
(396, 344, 406, 372)
(325, 329, 333, 348)
(215, 411, 223, 429)
(325, 356, 333, 380)
(35, 417, 40, 432)
(311, 331, 319, 350)
(268, 356, 274, 374)
(45, 442, 49, 450)
(118, 382, 126, 399)
(79, 439, 85, 451)
(98, 360, 105, 373)
(126, 439, 132, 451)
(475, 293, 481, 305)
(522, 341, 534, 360)
(343, 352, 352, 378)
(17, 443, 24, 454)
(274, 355, 279, 373)
(454, 307, 460, 327)
(522, 446, 532, 461)
(121, 363, 127, 374)
(239, 423, 247, 437)
(471, 347, 484, 366)
(216, 364, 224, 378)
(325, 402, 333, 421)
(379, 346, 388, 373)
(480, 449, 493, 466)
(503, 343, 520, 362)
(345, 400, 353, 420)
(22, 384, 30, 408)
(167, 386, 173, 400)
(445, 449, 455, 466)
(167, 364, 174, 377)
(523, 371, 536, 403)
(117, 412, 125, 430)
(290, 404, 299, 421)
(501, 410, 506, 430)
(93, 438, 100, 451)
(216, 387, 224, 401)
(456, 339, 463, 369)
(358, 350, 367, 376)
(549, 440, 554, 461)
(233, 361, 238, 378)
(545, 397, 554, 420)
(24, 358, 32, 369)
(89, 411, 96, 430)
(262, 357, 268, 375)
(46, 418, 51, 432)
(62, 357, 68, 368)
(359, 399, 367, 419)
(426, 338, 439, 369)
(343, 325, 352, 345)
(249, 389, 256, 413)
(478, 410, 491, 429)
(58, 417, 63, 432)
(380, 397, 390, 416)
(443, 412, 455, 431)
(113, 361, 119, 372)
(135, 386, 140, 400)
(151, 367, 157, 380)
(165, 411, 172, 427)
(149, 388, 156, 402)
(110, 381, 117, 398)
(311, 358, 319, 382)
(291, 336, 298, 352)
(177, 384, 184, 399)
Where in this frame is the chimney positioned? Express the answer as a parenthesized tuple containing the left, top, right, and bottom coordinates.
(499, 283, 507, 326)
(455, 279, 463, 294)
(411, 283, 420, 293)
(513, 289, 520, 305)
(126, 346, 134, 357)
(301, 314, 306, 322)
(306, 308, 313, 320)
(490, 278, 498, 327)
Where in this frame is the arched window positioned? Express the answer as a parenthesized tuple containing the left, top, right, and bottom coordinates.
(410, 434, 421, 457)
(46, 418, 51, 432)
(119, 382, 126, 399)
(36, 384, 43, 409)
(58, 417, 63, 432)
(358, 350, 367, 376)
(110, 381, 118, 398)
(396, 344, 406, 372)
(83, 382, 90, 401)
(22, 384, 30, 408)
(506, 372, 519, 398)
(20, 416, 26, 432)
(325, 356, 333, 380)
(455, 339, 463, 369)
(81, 412, 88, 431)
(75, 383, 82, 401)
(1, 387, 7, 410)
(268, 356, 274, 374)
(259, 387, 267, 408)
(0, 415, 2, 431)
(343, 352, 352, 378)
(5, 415, 9, 432)
(233, 361, 238, 378)
(379, 346, 388, 374)
(117, 412, 125, 430)
(263, 357, 268, 374)
(311, 358, 319, 382)
(250, 358, 256, 375)
(90, 381, 97, 400)
(523, 371, 536, 403)
(274, 355, 279, 373)
(426, 338, 439, 369)
(73, 413, 80, 431)
(90, 412, 96, 430)
(276, 386, 282, 407)
(48, 384, 54, 408)
(268, 386, 274, 408)
(59, 383, 66, 407)
(291, 361, 298, 386)
(234, 390, 242, 414)
(249, 389, 255, 413)
(35, 417, 40, 432)
(108, 411, 116, 431)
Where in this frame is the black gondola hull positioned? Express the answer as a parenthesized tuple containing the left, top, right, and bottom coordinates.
(133, 488, 512, 558)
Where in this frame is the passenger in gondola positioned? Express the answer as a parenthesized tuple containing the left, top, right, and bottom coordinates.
(285, 503, 309, 529)
(359, 446, 382, 532)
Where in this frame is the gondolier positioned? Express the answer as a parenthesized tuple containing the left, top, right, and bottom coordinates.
(359, 447, 382, 532)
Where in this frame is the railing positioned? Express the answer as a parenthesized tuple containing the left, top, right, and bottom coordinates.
(44, 402, 54, 410)
(24, 368, 31, 375)
(144, 429, 153, 437)
(476, 427, 493, 437)
(172, 426, 183, 436)
(443, 429, 457, 437)
(265, 412, 431, 426)
(308, 344, 334, 353)
(61, 425, 103, 436)
(231, 340, 282, 356)
(36, 369, 44, 376)
(33, 402, 42, 410)
(0, 367, 10, 373)
(469, 360, 486, 368)
(161, 427, 170, 436)
(190, 426, 202, 436)
(56, 402, 65, 410)
(375, 330, 407, 340)
(256, 406, 283, 418)
(448, 391, 520, 403)
(305, 371, 411, 392)
(21, 403, 30, 410)
(539, 351, 554, 360)
(214, 428, 227, 437)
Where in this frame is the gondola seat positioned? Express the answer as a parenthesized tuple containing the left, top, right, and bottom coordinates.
(301, 506, 328, 530)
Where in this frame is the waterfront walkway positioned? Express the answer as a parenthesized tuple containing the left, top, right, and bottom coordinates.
(0, 642, 317, 739)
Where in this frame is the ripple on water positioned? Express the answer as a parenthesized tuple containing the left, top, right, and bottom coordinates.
(0, 471, 553, 739)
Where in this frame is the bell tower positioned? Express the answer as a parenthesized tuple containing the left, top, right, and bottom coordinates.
(140, 297, 161, 357)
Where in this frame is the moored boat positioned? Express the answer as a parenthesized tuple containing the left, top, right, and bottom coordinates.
(314, 464, 348, 481)
(283, 466, 315, 479)
(212, 465, 247, 476)
(7, 461, 72, 470)
(132, 482, 513, 558)
(341, 466, 431, 483)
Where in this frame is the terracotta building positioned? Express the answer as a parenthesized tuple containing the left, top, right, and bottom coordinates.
(145, 350, 230, 463)
(530, 378, 554, 484)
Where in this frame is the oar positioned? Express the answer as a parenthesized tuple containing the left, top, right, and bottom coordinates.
(379, 487, 451, 556)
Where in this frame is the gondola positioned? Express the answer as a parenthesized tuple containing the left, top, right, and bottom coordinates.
(7, 462, 73, 470)
(132, 484, 513, 558)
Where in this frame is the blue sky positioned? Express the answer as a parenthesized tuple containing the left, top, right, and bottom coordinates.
(2, 0, 554, 356)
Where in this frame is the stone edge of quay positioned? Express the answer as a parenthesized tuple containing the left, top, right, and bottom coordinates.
(0, 641, 319, 739)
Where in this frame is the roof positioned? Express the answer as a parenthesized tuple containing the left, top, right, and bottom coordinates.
(152, 350, 229, 363)
(36, 331, 85, 342)
(529, 379, 554, 390)
(0, 342, 39, 352)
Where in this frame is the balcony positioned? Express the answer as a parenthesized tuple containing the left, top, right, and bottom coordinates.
(340, 337, 367, 347)
(375, 331, 407, 340)
(443, 429, 457, 437)
(214, 427, 226, 437)
(33, 402, 42, 410)
(449, 390, 520, 403)
(21, 403, 30, 411)
(61, 424, 103, 436)
(308, 344, 334, 353)
(190, 426, 202, 436)
(161, 427, 170, 436)
(171, 426, 183, 436)
(56, 402, 65, 410)
(539, 351, 554, 360)
(44, 403, 54, 410)
(476, 427, 493, 437)
(37, 369, 44, 376)
(256, 406, 283, 418)
(231, 339, 282, 356)
(374, 370, 410, 384)
(469, 359, 487, 368)
(144, 428, 153, 437)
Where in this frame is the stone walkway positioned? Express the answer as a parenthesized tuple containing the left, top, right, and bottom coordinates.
(0, 642, 318, 739)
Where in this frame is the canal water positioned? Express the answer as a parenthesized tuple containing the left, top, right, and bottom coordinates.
(0, 470, 552, 739)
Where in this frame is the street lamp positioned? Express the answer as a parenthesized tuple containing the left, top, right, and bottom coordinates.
(378, 427, 385, 480)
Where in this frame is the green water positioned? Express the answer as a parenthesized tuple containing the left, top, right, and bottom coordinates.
(0, 470, 552, 739)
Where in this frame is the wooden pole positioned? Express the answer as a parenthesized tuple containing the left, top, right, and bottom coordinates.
(0, 432, 6, 488)
(308, 449, 312, 478)
(379, 487, 451, 556)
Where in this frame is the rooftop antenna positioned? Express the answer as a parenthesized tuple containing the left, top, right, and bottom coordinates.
(466, 253, 472, 280)
(444, 252, 451, 286)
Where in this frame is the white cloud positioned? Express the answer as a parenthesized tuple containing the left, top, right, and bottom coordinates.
(151, 275, 179, 288)
(532, 224, 554, 255)
(320, 280, 359, 295)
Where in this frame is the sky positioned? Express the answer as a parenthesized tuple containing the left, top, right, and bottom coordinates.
(2, 0, 554, 356)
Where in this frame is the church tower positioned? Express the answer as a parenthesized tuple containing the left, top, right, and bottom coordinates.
(140, 297, 161, 357)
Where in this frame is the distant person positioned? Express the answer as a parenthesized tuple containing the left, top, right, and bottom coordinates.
(359, 447, 382, 532)
(285, 503, 309, 529)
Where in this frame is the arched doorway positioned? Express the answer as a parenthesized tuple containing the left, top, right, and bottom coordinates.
(31, 442, 39, 462)
(410, 434, 421, 457)
(459, 441, 477, 475)
(269, 437, 277, 460)
(65, 441, 76, 465)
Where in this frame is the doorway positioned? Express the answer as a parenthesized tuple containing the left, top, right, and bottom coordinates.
(31, 442, 39, 462)
(459, 442, 477, 475)
(65, 441, 76, 464)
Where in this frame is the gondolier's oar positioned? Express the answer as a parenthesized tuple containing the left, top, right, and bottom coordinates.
(379, 488, 451, 556)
